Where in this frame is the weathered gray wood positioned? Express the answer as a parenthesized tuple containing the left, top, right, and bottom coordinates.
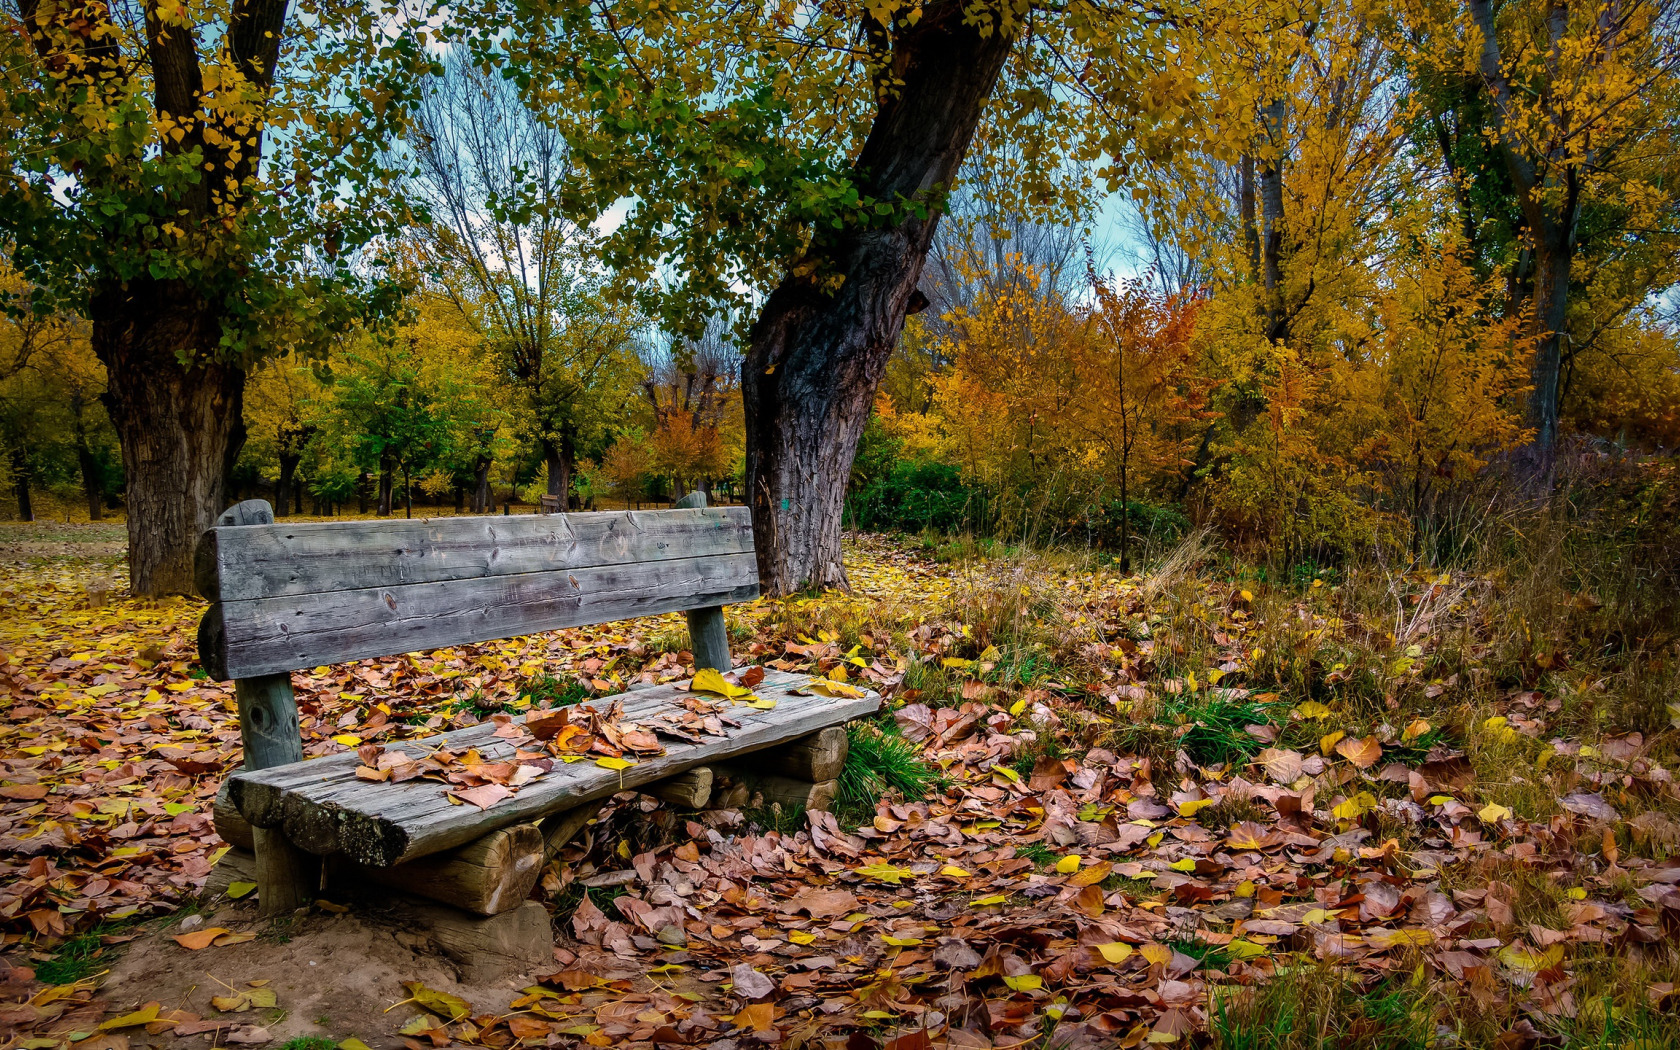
(229, 670, 879, 866)
(237, 673, 303, 768)
(686, 606, 732, 672)
(218, 499, 275, 527)
(409, 899, 554, 983)
(254, 826, 317, 915)
(196, 506, 752, 602)
(204, 847, 256, 898)
(353, 823, 544, 916)
(751, 775, 838, 813)
(761, 726, 848, 782)
(673, 490, 708, 510)
(542, 802, 605, 861)
(202, 551, 759, 680)
(649, 767, 712, 809)
(214, 779, 254, 851)
(232, 671, 318, 915)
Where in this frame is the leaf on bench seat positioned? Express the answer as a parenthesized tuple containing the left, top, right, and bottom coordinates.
(690, 667, 755, 700)
(447, 783, 511, 810)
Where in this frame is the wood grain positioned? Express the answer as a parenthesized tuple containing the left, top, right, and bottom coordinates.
(228, 670, 878, 866)
(196, 506, 753, 602)
(204, 552, 759, 680)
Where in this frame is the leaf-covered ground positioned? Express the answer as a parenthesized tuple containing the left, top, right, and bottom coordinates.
(3, 525, 1680, 1049)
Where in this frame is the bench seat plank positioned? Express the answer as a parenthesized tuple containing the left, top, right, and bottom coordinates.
(203, 551, 759, 679)
(197, 507, 755, 602)
(228, 670, 877, 867)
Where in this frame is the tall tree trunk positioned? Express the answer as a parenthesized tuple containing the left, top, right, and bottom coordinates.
(1526, 224, 1571, 465)
(92, 280, 244, 595)
(1239, 154, 1260, 280)
(9, 444, 33, 522)
(544, 429, 576, 507)
(70, 393, 103, 521)
(275, 453, 300, 518)
(472, 454, 493, 514)
(78, 446, 103, 521)
(741, 5, 1016, 595)
(378, 464, 393, 516)
(1258, 99, 1287, 341)
(403, 465, 412, 519)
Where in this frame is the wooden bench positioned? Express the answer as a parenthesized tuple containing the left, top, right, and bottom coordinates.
(195, 497, 878, 942)
(537, 493, 562, 513)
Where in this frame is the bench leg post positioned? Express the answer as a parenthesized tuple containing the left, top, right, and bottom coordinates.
(254, 827, 319, 916)
(234, 672, 312, 916)
(686, 606, 731, 672)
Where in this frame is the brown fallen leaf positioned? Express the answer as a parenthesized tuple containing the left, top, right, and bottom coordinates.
(447, 783, 512, 810)
(171, 926, 233, 950)
(1336, 735, 1383, 769)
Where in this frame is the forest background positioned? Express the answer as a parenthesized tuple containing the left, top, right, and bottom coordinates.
(2, 0, 1678, 579)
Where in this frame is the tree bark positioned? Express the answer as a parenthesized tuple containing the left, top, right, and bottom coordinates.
(9, 444, 33, 522)
(275, 452, 300, 519)
(92, 280, 243, 595)
(543, 428, 576, 505)
(1258, 99, 1287, 341)
(472, 454, 493, 513)
(741, 3, 1016, 595)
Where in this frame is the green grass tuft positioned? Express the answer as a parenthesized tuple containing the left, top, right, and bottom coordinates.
(519, 674, 591, 708)
(835, 718, 940, 826)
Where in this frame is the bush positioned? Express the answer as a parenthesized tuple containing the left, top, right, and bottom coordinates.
(1082, 497, 1190, 554)
(846, 460, 978, 533)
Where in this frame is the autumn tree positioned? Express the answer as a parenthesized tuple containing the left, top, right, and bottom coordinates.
(0, 0, 434, 591)
(1400, 0, 1680, 473)
(1083, 267, 1205, 570)
(410, 59, 643, 510)
(452, 0, 1206, 593)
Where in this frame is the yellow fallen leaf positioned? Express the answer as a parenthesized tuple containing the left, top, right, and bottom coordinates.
(1402, 718, 1431, 742)
(1319, 730, 1345, 756)
(331, 733, 362, 746)
(1055, 855, 1082, 874)
(882, 935, 923, 946)
(745, 697, 778, 710)
(403, 981, 472, 1021)
(788, 930, 817, 945)
(99, 1003, 160, 1029)
(855, 862, 916, 884)
(1070, 860, 1112, 886)
(970, 894, 1008, 907)
(339, 1040, 375, 1050)
(803, 679, 865, 698)
(691, 668, 753, 700)
(226, 881, 257, 899)
(1235, 880, 1256, 898)
(940, 865, 971, 877)
(1002, 975, 1042, 992)
(1177, 798, 1215, 818)
(994, 765, 1021, 783)
(1224, 939, 1267, 959)
(1009, 697, 1027, 716)
(1566, 887, 1587, 900)
(594, 756, 634, 771)
(1096, 942, 1134, 963)
(1478, 802, 1513, 823)
(1294, 701, 1332, 720)
(1140, 943, 1173, 966)
(1169, 858, 1196, 872)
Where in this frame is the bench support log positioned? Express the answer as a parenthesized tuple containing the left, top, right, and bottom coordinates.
(650, 767, 712, 809)
(354, 822, 543, 916)
(760, 726, 848, 782)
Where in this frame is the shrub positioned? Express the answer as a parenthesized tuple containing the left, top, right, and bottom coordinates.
(846, 460, 978, 533)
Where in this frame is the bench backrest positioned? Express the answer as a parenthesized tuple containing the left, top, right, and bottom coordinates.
(195, 502, 758, 680)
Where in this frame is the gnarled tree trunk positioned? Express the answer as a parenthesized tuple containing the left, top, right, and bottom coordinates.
(93, 279, 244, 596)
(742, 5, 1015, 595)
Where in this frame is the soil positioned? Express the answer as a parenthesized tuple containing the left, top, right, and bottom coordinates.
(98, 901, 549, 1049)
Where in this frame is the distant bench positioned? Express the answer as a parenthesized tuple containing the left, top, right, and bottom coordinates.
(195, 496, 877, 957)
